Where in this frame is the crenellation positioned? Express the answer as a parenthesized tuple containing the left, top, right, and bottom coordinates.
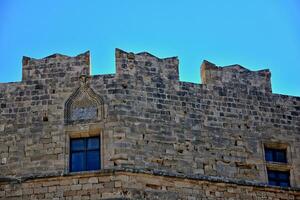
(116, 49, 179, 90)
(201, 60, 272, 93)
(21, 51, 90, 81)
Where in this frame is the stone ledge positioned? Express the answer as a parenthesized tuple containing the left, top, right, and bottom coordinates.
(1, 167, 299, 192)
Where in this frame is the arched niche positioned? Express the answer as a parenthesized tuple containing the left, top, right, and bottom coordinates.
(65, 84, 104, 124)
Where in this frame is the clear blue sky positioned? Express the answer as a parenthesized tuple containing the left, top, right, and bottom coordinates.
(0, 0, 299, 96)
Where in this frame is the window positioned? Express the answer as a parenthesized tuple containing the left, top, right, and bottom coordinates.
(265, 148, 287, 163)
(264, 145, 290, 187)
(267, 170, 290, 187)
(70, 137, 100, 172)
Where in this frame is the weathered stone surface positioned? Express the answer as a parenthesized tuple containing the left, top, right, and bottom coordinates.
(0, 171, 299, 200)
(0, 49, 299, 199)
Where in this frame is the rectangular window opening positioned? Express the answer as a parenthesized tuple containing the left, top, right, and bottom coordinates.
(264, 144, 291, 187)
(70, 136, 100, 172)
(265, 147, 287, 163)
(267, 170, 290, 187)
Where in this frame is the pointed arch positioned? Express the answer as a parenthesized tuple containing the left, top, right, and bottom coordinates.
(65, 85, 104, 124)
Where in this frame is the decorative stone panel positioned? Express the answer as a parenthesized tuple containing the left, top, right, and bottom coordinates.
(65, 77, 104, 124)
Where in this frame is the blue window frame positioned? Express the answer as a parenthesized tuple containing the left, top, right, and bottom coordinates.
(70, 137, 100, 172)
(267, 170, 290, 187)
(265, 148, 287, 163)
(264, 146, 290, 187)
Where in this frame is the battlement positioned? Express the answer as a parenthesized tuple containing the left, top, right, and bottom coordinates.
(22, 51, 90, 81)
(115, 48, 179, 84)
(201, 60, 272, 93)
(18, 49, 273, 93)
(115, 49, 272, 92)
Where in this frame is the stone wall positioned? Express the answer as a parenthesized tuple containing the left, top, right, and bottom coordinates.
(0, 49, 300, 193)
(1, 170, 299, 200)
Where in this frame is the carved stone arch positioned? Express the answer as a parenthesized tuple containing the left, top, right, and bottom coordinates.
(65, 84, 104, 124)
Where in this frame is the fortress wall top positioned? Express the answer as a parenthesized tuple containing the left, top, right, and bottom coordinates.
(18, 49, 272, 94)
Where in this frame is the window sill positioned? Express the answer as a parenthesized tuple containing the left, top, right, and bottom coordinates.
(67, 170, 102, 176)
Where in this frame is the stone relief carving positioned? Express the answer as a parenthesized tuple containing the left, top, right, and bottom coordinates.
(65, 76, 104, 123)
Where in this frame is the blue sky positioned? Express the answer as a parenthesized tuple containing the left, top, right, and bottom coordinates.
(0, 0, 299, 96)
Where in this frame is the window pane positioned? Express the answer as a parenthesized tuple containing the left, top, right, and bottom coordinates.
(268, 171, 276, 179)
(265, 148, 287, 163)
(71, 152, 85, 172)
(71, 139, 85, 151)
(276, 151, 286, 163)
(265, 149, 273, 161)
(278, 172, 289, 180)
(269, 180, 277, 186)
(280, 182, 289, 187)
(87, 137, 99, 150)
(267, 170, 290, 187)
(86, 150, 100, 171)
(70, 137, 101, 172)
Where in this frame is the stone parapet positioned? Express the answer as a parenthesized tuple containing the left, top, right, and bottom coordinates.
(0, 170, 299, 199)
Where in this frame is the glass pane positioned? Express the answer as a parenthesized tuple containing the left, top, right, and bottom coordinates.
(279, 182, 289, 187)
(86, 150, 100, 171)
(71, 139, 85, 151)
(87, 137, 99, 150)
(276, 151, 286, 163)
(269, 181, 277, 186)
(71, 152, 85, 172)
(265, 149, 273, 161)
(268, 171, 276, 179)
(278, 172, 289, 180)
